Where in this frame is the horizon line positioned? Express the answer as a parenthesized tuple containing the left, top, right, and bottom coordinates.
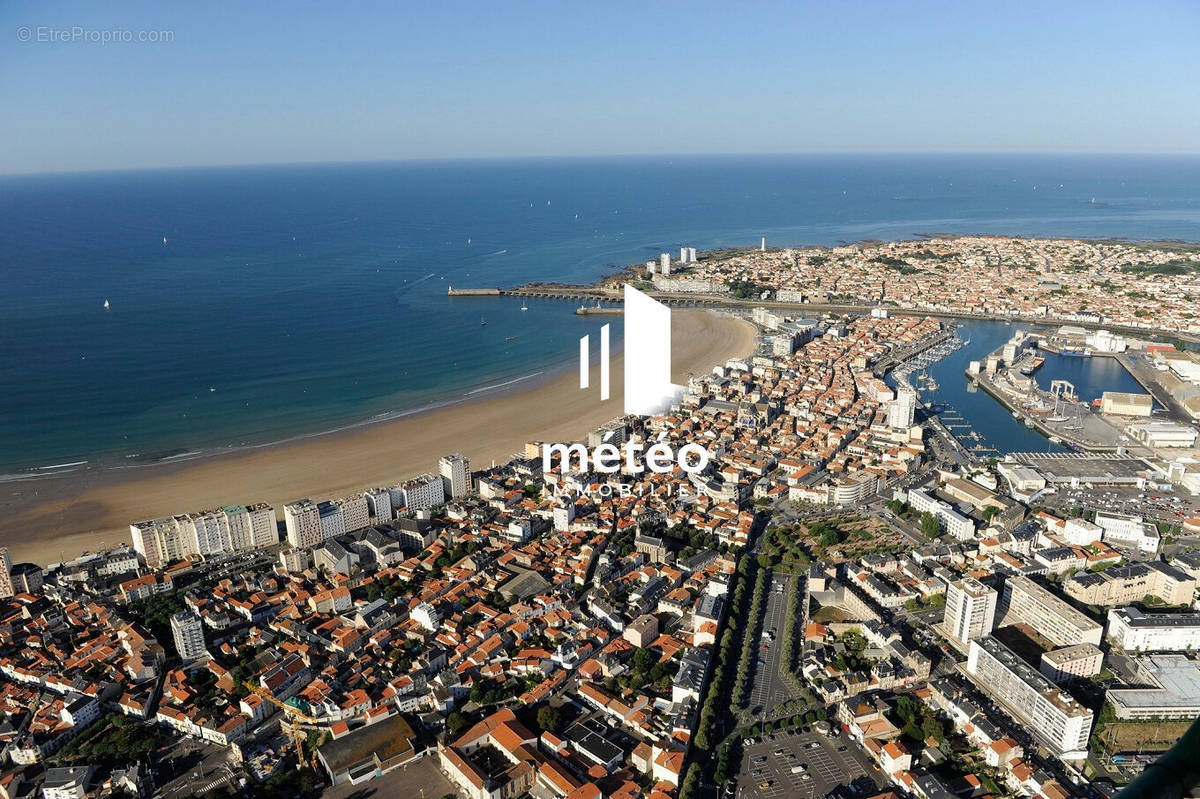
(5, 148, 1200, 180)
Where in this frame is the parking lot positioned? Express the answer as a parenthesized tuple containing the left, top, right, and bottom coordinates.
(747, 573, 799, 716)
(736, 728, 879, 799)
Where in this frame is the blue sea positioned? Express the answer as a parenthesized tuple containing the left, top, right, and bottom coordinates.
(1, 154, 1198, 474)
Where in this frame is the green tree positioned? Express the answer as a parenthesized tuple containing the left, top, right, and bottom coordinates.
(919, 511, 941, 539)
(679, 763, 702, 799)
(447, 712, 468, 736)
(537, 706, 562, 734)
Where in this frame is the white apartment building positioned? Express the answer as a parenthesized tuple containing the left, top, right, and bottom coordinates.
(279, 547, 312, 573)
(1060, 517, 1103, 547)
(1094, 511, 1160, 554)
(1000, 576, 1103, 647)
(831, 471, 881, 506)
(1039, 643, 1104, 684)
(907, 488, 974, 540)
(967, 636, 1093, 757)
(363, 487, 393, 522)
(887, 388, 916, 430)
(318, 502, 345, 540)
(504, 518, 532, 543)
(552, 501, 576, 532)
(411, 602, 441, 632)
(184, 509, 229, 556)
(171, 611, 207, 662)
(402, 473, 445, 511)
(336, 495, 371, 533)
(130, 503, 277, 567)
(943, 577, 997, 647)
(129, 518, 184, 567)
(1107, 607, 1200, 652)
(283, 499, 323, 549)
(222, 503, 278, 551)
(439, 453, 472, 500)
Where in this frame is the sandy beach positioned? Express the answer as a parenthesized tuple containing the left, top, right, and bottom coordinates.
(0, 310, 757, 565)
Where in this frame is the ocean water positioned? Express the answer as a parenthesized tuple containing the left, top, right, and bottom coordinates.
(1, 154, 1198, 473)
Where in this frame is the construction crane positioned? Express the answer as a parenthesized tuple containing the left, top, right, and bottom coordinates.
(242, 681, 323, 768)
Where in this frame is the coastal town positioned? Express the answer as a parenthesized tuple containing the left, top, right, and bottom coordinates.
(3, 237, 1200, 799)
(632, 236, 1200, 336)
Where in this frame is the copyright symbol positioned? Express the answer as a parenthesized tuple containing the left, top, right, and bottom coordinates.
(16, 26, 31, 41)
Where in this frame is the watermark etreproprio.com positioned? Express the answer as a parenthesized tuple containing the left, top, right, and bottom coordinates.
(16, 26, 175, 44)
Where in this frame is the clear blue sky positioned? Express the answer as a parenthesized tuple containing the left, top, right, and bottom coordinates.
(3, 0, 1198, 174)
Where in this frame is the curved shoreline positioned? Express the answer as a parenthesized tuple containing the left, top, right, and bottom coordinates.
(0, 309, 758, 565)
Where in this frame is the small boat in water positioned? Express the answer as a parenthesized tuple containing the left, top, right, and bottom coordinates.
(103, 299, 110, 310)
(520, 302, 528, 311)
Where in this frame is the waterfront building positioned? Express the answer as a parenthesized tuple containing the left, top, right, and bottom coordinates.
(1125, 420, 1198, 448)
(222, 503, 278, 551)
(10, 562, 43, 595)
(999, 576, 1102, 647)
(439, 453, 472, 499)
(944, 577, 998, 647)
(1107, 655, 1200, 720)
(652, 276, 722, 293)
(0, 547, 12, 598)
(887, 388, 916, 430)
(660, 252, 671, 275)
(1039, 643, 1103, 684)
(130, 504, 277, 566)
(996, 461, 1046, 494)
(402, 473, 445, 511)
(1088, 329, 1127, 353)
(171, 610, 207, 662)
(318, 501, 345, 540)
(1099, 391, 1152, 417)
(966, 635, 1093, 757)
(335, 495, 370, 533)
(283, 499, 323, 549)
(1107, 607, 1200, 652)
(363, 487, 393, 522)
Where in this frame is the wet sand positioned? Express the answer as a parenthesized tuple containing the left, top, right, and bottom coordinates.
(0, 310, 758, 565)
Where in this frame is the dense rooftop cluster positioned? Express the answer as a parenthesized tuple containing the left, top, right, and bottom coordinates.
(668, 237, 1200, 333)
